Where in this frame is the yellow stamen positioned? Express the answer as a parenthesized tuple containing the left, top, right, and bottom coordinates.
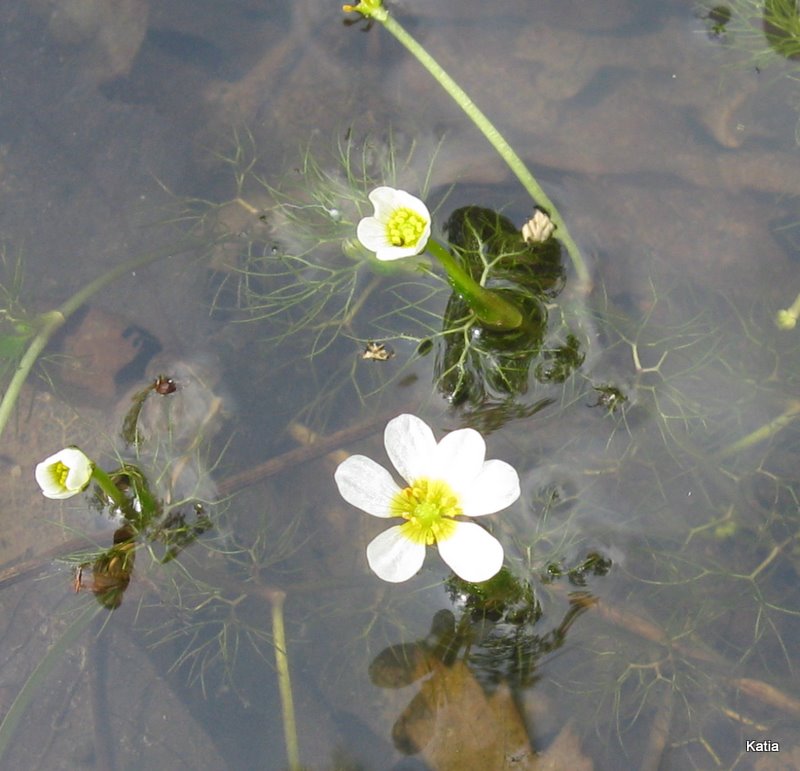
(53, 461, 70, 488)
(385, 207, 427, 249)
(391, 478, 461, 545)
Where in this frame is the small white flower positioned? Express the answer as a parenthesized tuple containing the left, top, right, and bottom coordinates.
(334, 414, 520, 583)
(35, 447, 94, 500)
(521, 209, 555, 243)
(356, 186, 431, 261)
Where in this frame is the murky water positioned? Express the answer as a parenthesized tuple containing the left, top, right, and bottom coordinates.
(0, 0, 799, 768)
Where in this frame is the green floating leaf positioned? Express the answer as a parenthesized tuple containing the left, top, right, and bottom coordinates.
(434, 206, 582, 408)
(445, 206, 564, 296)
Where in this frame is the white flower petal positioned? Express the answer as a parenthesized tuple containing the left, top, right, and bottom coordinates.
(395, 189, 431, 221)
(34, 447, 93, 500)
(356, 217, 391, 253)
(384, 414, 437, 484)
(334, 455, 401, 518)
(356, 187, 431, 261)
(434, 427, 486, 492)
(366, 525, 426, 582)
(368, 186, 399, 216)
(374, 243, 426, 261)
(437, 521, 504, 582)
(458, 459, 520, 517)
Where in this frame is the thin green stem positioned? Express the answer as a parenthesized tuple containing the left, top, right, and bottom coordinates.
(0, 239, 203, 442)
(0, 310, 65, 445)
(269, 589, 301, 771)
(91, 466, 131, 513)
(359, 4, 590, 289)
(717, 400, 800, 458)
(425, 238, 523, 330)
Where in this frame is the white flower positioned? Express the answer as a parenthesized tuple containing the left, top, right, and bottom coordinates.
(356, 186, 431, 261)
(334, 414, 520, 583)
(35, 447, 94, 500)
(521, 208, 555, 243)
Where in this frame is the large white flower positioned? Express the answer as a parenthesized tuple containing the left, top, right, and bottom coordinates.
(334, 414, 520, 583)
(35, 447, 94, 500)
(356, 186, 431, 261)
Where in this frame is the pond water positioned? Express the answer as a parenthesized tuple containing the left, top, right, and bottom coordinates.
(0, 0, 799, 768)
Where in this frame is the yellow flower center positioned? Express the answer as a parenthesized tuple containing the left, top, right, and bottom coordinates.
(390, 478, 461, 545)
(386, 207, 427, 249)
(52, 461, 70, 488)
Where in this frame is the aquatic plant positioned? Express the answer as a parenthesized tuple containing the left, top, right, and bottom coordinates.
(194, 128, 431, 353)
(0, 237, 204, 443)
(713, 0, 800, 62)
(701, 0, 800, 140)
(342, 0, 590, 290)
(0, 246, 35, 379)
(34, 447, 95, 500)
(357, 186, 525, 330)
(356, 185, 432, 261)
(335, 414, 519, 582)
(184, 0, 598, 429)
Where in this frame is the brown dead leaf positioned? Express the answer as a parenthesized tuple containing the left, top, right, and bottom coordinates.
(391, 659, 537, 770)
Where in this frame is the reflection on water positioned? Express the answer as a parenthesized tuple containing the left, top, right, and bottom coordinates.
(0, 0, 799, 768)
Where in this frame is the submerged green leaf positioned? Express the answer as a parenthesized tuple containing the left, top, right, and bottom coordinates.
(434, 205, 580, 408)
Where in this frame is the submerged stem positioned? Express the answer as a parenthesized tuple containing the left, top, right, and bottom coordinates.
(91, 466, 131, 513)
(0, 239, 203, 442)
(359, 5, 590, 289)
(425, 238, 523, 330)
(717, 400, 800, 458)
(268, 589, 301, 771)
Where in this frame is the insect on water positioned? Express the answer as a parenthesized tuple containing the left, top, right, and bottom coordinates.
(361, 342, 395, 362)
(153, 375, 177, 395)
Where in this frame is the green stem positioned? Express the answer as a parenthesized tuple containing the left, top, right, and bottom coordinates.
(269, 589, 301, 771)
(0, 239, 203, 443)
(0, 310, 65, 445)
(717, 401, 800, 459)
(91, 466, 131, 513)
(426, 238, 523, 330)
(359, 3, 590, 289)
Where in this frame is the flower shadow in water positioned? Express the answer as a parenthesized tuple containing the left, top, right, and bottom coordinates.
(367, 570, 594, 764)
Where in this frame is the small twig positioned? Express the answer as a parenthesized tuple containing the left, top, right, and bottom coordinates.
(216, 408, 405, 496)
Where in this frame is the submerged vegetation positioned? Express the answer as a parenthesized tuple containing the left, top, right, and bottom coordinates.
(703, 0, 800, 62)
(2, 0, 800, 768)
(700, 0, 800, 139)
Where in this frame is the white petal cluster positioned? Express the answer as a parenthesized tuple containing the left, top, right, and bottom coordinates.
(356, 187, 431, 261)
(521, 208, 555, 243)
(334, 414, 520, 583)
(34, 447, 94, 500)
